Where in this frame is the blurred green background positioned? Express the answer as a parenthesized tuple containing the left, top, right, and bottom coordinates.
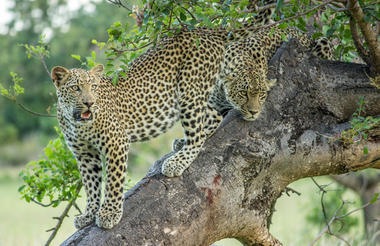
(0, 0, 370, 246)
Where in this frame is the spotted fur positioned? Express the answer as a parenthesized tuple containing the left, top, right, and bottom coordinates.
(210, 26, 333, 120)
(50, 16, 280, 229)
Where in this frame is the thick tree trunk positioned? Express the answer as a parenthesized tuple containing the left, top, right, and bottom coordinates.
(61, 40, 380, 246)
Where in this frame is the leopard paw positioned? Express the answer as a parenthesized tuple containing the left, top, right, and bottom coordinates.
(161, 155, 188, 177)
(74, 213, 95, 229)
(95, 208, 122, 229)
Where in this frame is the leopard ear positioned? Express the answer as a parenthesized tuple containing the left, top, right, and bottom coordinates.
(266, 78, 277, 90)
(51, 66, 70, 87)
(90, 64, 104, 75)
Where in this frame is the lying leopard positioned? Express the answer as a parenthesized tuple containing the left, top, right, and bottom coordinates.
(210, 26, 333, 120)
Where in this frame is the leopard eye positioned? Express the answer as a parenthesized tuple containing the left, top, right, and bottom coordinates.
(259, 93, 267, 100)
(71, 85, 81, 92)
(91, 84, 97, 90)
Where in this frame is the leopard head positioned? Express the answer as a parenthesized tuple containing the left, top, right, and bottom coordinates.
(222, 70, 275, 121)
(51, 64, 104, 123)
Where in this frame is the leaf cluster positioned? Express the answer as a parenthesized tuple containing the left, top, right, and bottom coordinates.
(0, 72, 24, 102)
(97, 0, 271, 76)
(18, 127, 81, 207)
(18, 34, 50, 60)
(71, 50, 98, 69)
(340, 97, 380, 150)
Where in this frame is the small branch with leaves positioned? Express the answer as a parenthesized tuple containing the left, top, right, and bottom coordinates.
(0, 72, 56, 117)
(309, 197, 380, 246)
(44, 183, 82, 246)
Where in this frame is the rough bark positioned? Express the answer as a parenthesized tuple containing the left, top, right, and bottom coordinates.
(61, 40, 380, 246)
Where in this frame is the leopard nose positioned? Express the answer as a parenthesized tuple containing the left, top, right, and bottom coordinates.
(249, 110, 258, 115)
(84, 102, 94, 108)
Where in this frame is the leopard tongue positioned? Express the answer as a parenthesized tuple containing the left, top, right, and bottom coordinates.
(81, 111, 91, 119)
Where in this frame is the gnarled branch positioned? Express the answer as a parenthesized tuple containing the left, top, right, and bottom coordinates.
(61, 40, 380, 246)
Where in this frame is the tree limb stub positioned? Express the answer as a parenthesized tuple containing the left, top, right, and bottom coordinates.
(61, 40, 380, 246)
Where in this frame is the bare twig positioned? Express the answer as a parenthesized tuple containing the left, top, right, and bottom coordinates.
(329, 1, 346, 9)
(310, 175, 380, 246)
(310, 197, 380, 246)
(241, 0, 292, 13)
(107, 0, 131, 11)
(308, 201, 346, 246)
(311, 178, 335, 235)
(31, 198, 59, 207)
(327, 4, 348, 12)
(181, 6, 197, 21)
(109, 41, 154, 59)
(40, 54, 51, 77)
(284, 186, 301, 196)
(73, 201, 83, 214)
(17, 102, 56, 117)
(44, 183, 82, 246)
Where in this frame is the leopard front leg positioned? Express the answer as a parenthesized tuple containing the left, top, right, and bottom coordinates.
(72, 148, 102, 229)
(96, 132, 129, 229)
(162, 94, 222, 177)
(170, 105, 221, 157)
(203, 104, 223, 137)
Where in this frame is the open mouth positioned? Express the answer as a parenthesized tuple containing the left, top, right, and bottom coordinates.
(81, 111, 92, 120)
(74, 110, 93, 121)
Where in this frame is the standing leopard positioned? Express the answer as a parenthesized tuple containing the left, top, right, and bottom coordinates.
(50, 20, 278, 229)
(50, 9, 332, 232)
(210, 26, 333, 120)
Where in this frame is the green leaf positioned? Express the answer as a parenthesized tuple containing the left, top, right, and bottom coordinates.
(105, 71, 114, 77)
(18, 185, 26, 192)
(71, 54, 81, 61)
(312, 32, 323, 40)
(0, 84, 9, 97)
(281, 33, 289, 42)
(180, 11, 187, 22)
(112, 72, 119, 85)
(113, 21, 122, 27)
(363, 146, 368, 155)
(370, 193, 379, 204)
(278, 23, 288, 30)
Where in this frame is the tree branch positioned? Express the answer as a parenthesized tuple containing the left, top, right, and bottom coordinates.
(61, 40, 380, 246)
(349, 16, 371, 66)
(16, 102, 56, 117)
(106, 0, 131, 11)
(241, 0, 292, 13)
(45, 183, 82, 246)
(347, 0, 380, 75)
